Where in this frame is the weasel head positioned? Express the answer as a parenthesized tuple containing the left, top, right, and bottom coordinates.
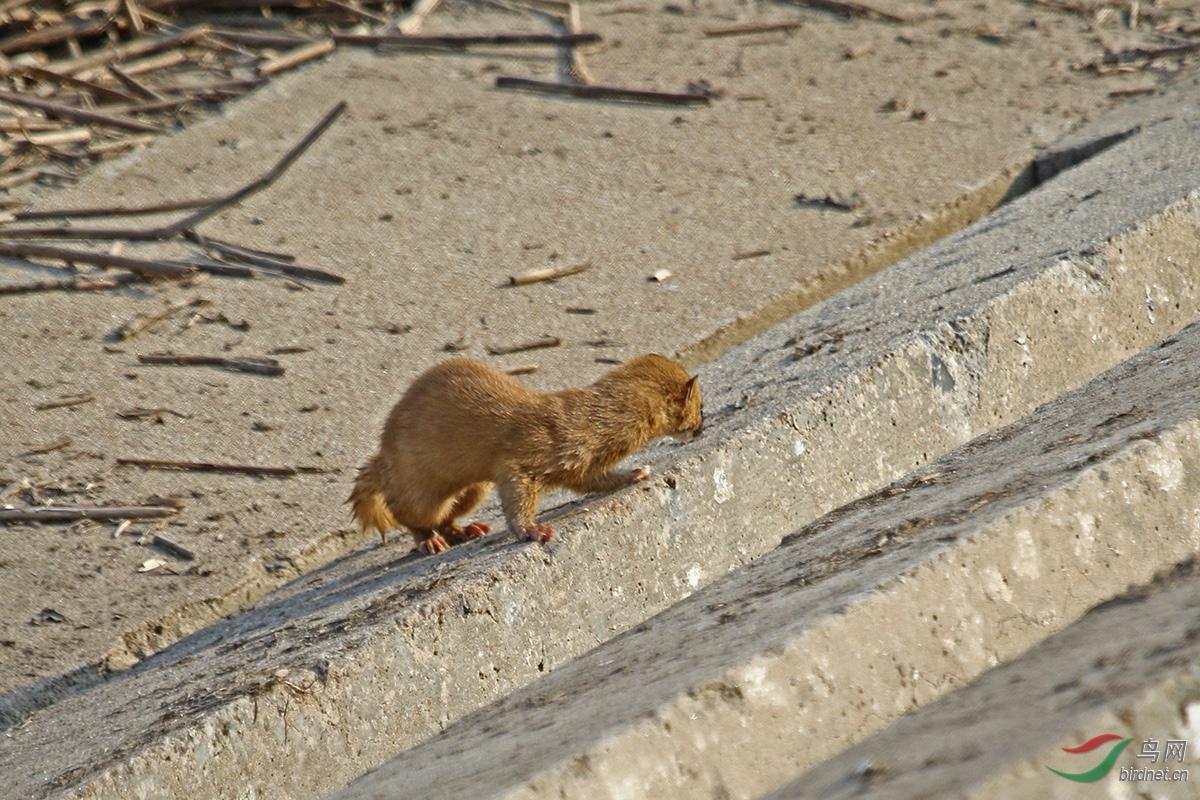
(628, 354, 703, 440)
(597, 354, 705, 442)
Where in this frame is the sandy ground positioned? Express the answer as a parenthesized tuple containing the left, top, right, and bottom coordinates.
(1, 0, 1195, 721)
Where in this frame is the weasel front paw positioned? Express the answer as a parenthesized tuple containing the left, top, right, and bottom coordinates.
(630, 466, 651, 482)
(517, 524, 555, 543)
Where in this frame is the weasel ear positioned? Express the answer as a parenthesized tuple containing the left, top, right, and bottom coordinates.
(683, 375, 699, 405)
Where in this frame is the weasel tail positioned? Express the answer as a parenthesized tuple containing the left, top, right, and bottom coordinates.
(348, 453, 398, 543)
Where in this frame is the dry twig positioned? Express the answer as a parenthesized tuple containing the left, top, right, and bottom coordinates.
(116, 457, 324, 476)
(495, 76, 712, 105)
(334, 31, 601, 47)
(137, 353, 285, 376)
(0, 503, 182, 522)
(704, 21, 803, 36)
(509, 262, 589, 286)
(487, 335, 561, 355)
(778, 0, 907, 23)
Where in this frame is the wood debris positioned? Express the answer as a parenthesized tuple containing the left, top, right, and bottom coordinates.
(509, 262, 589, 286)
(0, 502, 182, 522)
(137, 352, 285, 376)
(794, 191, 860, 211)
(486, 335, 561, 355)
(34, 394, 94, 410)
(732, 249, 771, 261)
(116, 457, 326, 476)
(333, 31, 600, 47)
(0, 103, 346, 291)
(151, 533, 195, 560)
(495, 76, 712, 106)
(116, 297, 210, 339)
(778, 0, 908, 23)
(703, 21, 803, 36)
(0, 1, 610, 185)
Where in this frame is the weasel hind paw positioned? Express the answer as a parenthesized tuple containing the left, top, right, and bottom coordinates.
(517, 524, 555, 543)
(461, 521, 490, 539)
(630, 466, 651, 482)
(417, 534, 450, 555)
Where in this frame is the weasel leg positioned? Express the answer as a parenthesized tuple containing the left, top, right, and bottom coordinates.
(563, 466, 652, 495)
(448, 482, 492, 519)
(498, 474, 548, 541)
(431, 483, 494, 545)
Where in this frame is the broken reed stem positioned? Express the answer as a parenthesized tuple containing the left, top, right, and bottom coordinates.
(54, 26, 208, 75)
(183, 233, 295, 262)
(0, 102, 346, 244)
(333, 32, 601, 47)
(0, 241, 195, 278)
(509, 262, 589, 286)
(20, 65, 139, 104)
(151, 533, 195, 560)
(34, 395, 95, 410)
(116, 457, 315, 476)
(495, 76, 711, 105)
(486, 335, 561, 355)
(185, 231, 344, 283)
(0, 89, 168, 134)
(0, 273, 141, 295)
(1103, 41, 1200, 64)
(158, 100, 347, 237)
(704, 21, 803, 36)
(778, 0, 907, 22)
(136, 353, 285, 376)
(258, 38, 335, 76)
(0, 16, 110, 55)
(560, 1, 594, 85)
(107, 64, 166, 101)
(0, 504, 181, 522)
(11, 196, 223, 221)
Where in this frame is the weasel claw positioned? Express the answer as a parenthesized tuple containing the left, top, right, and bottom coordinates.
(418, 534, 450, 555)
(518, 524, 555, 543)
(462, 521, 490, 539)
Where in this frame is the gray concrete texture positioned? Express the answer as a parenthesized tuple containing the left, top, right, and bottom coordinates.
(3, 67, 1200, 799)
(0, 0, 1191, 723)
(332, 321, 1200, 800)
(764, 560, 1200, 800)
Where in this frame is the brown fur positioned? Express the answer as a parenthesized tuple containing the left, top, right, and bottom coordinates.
(348, 354, 703, 554)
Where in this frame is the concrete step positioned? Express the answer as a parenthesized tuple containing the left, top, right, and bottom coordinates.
(327, 320, 1200, 800)
(5, 74, 1200, 800)
(763, 558, 1200, 800)
(7, 0, 1179, 723)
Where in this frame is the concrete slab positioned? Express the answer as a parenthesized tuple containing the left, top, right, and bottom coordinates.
(763, 559, 1200, 800)
(3, 68, 1200, 799)
(2, 0, 1196, 724)
(327, 320, 1200, 800)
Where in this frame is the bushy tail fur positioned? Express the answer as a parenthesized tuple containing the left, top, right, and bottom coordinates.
(348, 453, 397, 543)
